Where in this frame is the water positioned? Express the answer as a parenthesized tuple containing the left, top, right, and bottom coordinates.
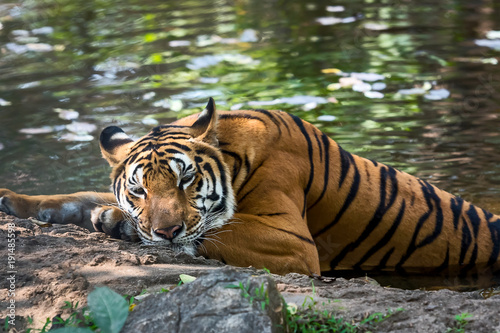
(1, 0, 500, 286)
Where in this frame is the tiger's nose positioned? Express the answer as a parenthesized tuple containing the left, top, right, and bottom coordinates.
(154, 225, 183, 241)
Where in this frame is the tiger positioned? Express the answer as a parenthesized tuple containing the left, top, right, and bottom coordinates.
(1, 97, 500, 278)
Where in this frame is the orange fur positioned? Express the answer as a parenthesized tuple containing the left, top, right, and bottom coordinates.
(2, 99, 500, 277)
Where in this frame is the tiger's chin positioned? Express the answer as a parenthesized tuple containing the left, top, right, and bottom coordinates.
(141, 238, 198, 257)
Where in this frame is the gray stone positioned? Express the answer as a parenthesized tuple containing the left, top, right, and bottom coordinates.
(122, 267, 284, 333)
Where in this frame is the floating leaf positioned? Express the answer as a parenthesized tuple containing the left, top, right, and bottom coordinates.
(0, 98, 11, 106)
(486, 31, 500, 39)
(66, 122, 97, 134)
(32, 27, 54, 35)
(187, 53, 258, 70)
(371, 82, 387, 91)
(327, 83, 342, 91)
(169, 40, 191, 47)
(54, 108, 79, 120)
(350, 72, 385, 82)
(302, 102, 318, 111)
(352, 82, 371, 92)
(200, 77, 220, 84)
(170, 99, 183, 112)
(143, 92, 156, 100)
(424, 88, 450, 100)
(364, 91, 384, 99)
(316, 16, 356, 25)
(475, 39, 500, 51)
(364, 22, 389, 31)
(339, 77, 363, 87)
(179, 274, 197, 284)
(247, 95, 328, 107)
(240, 29, 258, 42)
(26, 43, 53, 52)
(87, 287, 129, 333)
(321, 68, 343, 74)
(317, 115, 336, 122)
(19, 126, 53, 134)
(397, 88, 427, 95)
(142, 117, 159, 126)
(60, 133, 94, 142)
(326, 6, 345, 12)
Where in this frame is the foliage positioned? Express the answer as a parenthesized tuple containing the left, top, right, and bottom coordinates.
(23, 287, 129, 333)
(283, 299, 402, 333)
(226, 281, 271, 311)
(446, 313, 472, 333)
(226, 278, 402, 332)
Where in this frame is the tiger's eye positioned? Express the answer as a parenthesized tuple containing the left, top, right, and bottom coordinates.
(134, 187, 145, 195)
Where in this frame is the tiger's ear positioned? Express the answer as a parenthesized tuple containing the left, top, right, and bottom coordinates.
(191, 97, 218, 146)
(99, 126, 135, 167)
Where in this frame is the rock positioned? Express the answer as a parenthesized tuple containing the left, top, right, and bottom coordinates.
(122, 267, 284, 333)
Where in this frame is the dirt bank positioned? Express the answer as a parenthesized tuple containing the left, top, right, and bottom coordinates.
(1, 213, 500, 332)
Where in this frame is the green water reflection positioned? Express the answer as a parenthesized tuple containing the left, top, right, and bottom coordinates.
(0, 0, 499, 216)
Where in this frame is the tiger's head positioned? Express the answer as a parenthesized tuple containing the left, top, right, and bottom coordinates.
(98, 98, 235, 254)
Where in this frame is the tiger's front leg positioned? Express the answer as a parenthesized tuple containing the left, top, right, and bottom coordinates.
(0, 188, 137, 241)
(90, 205, 139, 242)
(198, 212, 321, 276)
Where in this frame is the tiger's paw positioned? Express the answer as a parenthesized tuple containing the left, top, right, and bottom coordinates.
(0, 189, 31, 218)
(91, 206, 139, 242)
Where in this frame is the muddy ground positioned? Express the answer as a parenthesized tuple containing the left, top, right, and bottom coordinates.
(1, 212, 500, 332)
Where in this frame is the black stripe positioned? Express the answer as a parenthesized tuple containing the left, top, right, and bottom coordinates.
(274, 112, 291, 135)
(450, 197, 464, 230)
(338, 145, 352, 189)
(219, 114, 267, 126)
(154, 124, 190, 130)
(396, 180, 443, 269)
(354, 199, 406, 270)
(290, 114, 314, 218)
(238, 184, 259, 205)
(313, 131, 323, 162)
(415, 181, 443, 248)
(275, 227, 315, 245)
(459, 217, 472, 265)
(308, 133, 330, 210)
(482, 209, 494, 221)
(255, 212, 287, 217)
(376, 247, 395, 271)
(163, 135, 192, 141)
(250, 109, 282, 137)
(487, 219, 500, 266)
(460, 243, 478, 277)
(221, 149, 243, 183)
(331, 166, 399, 269)
(433, 246, 450, 274)
(237, 160, 265, 197)
(466, 204, 481, 238)
(250, 217, 315, 246)
(167, 142, 192, 152)
(312, 152, 360, 238)
(208, 155, 229, 205)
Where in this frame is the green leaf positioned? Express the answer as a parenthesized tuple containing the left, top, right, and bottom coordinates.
(87, 287, 129, 333)
(179, 274, 197, 284)
(50, 328, 93, 333)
